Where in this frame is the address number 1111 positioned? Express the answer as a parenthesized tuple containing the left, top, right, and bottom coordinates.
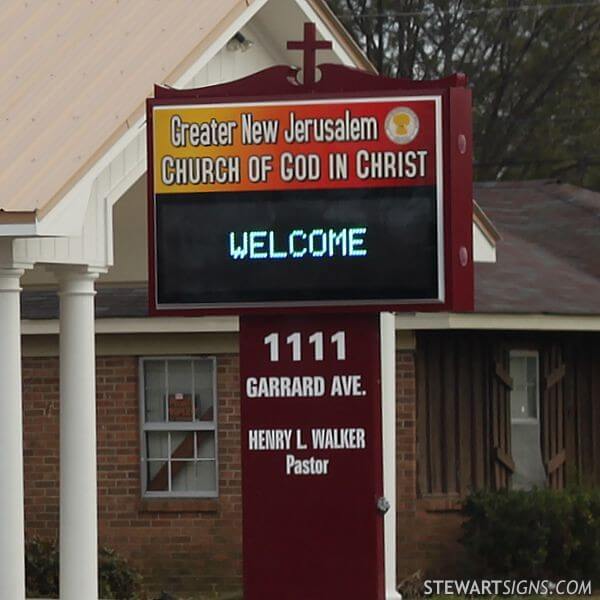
(264, 331, 347, 363)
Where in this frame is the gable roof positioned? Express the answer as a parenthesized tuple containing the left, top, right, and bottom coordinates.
(0, 0, 248, 219)
(475, 180, 600, 315)
(0, 0, 370, 223)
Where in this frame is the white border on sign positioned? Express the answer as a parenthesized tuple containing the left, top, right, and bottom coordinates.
(152, 95, 445, 310)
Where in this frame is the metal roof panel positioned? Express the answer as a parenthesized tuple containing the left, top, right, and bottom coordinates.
(0, 0, 245, 215)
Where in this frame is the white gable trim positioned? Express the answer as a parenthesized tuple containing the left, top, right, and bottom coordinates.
(9, 0, 364, 273)
(26, 0, 348, 239)
(27, 0, 272, 240)
(174, 0, 271, 89)
(10, 0, 362, 270)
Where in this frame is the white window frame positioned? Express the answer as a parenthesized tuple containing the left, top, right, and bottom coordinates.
(509, 350, 540, 425)
(139, 356, 219, 499)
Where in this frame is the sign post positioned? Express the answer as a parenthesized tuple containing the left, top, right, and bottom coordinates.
(147, 22, 473, 599)
(240, 314, 385, 598)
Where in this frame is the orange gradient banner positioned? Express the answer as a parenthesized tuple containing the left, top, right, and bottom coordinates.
(152, 97, 440, 195)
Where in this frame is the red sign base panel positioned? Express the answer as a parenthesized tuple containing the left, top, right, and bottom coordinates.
(240, 313, 385, 600)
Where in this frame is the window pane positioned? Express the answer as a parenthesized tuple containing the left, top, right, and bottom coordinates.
(196, 461, 217, 492)
(526, 357, 538, 418)
(510, 352, 544, 490)
(526, 356, 537, 385)
(146, 432, 169, 460)
(167, 360, 193, 421)
(196, 431, 216, 459)
(170, 432, 195, 459)
(510, 355, 538, 420)
(171, 460, 217, 493)
(144, 361, 165, 422)
(168, 393, 193, 422)
(194, 359, 215, 422)
(168, 360, 192, 396)
(147, 460, 169, 491)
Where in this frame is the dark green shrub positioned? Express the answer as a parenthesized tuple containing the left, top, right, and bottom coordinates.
(26, 538, 59, 597)
(99, 546, 144, 599)
(461, 488, 600, 584)
(25, 538, 143, 599)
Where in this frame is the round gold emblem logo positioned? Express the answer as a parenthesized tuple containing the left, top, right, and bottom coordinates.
(385, 107, 420, 144)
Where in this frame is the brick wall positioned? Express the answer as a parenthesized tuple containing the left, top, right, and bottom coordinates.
(23, 354, 243, 597)
(23, 349, 464, 596)
(395, 350, 465, 581)
(23, 358, 60, 539)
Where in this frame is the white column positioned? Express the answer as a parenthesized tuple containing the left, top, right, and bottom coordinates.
(0, 268, 26, 600)
(380, 313, 402, 599)
(57, 268, 99, 600)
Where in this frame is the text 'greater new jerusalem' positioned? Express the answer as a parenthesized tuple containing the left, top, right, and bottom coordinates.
(160, 110, 428, 186)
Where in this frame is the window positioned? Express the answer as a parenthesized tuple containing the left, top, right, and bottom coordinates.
(509, 351, 546, 490)
(140, 357, 218, 498)
(510, 352, 539, 422)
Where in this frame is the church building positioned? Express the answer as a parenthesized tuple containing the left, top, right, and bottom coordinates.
(1, 1, 599, 598)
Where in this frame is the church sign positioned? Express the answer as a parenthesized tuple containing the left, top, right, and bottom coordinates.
(147, 31, 473, 315)
(147, 22, 473, 600)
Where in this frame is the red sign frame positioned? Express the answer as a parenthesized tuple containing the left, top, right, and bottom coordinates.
(147, 63, 473, 316)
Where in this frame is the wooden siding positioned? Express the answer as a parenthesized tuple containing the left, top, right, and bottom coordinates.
(491, 343, 513, 490)
(417, 333, 492, 496)
(417, 332, 600, 498)
(541, 343, 566, 489)
(564, 335, 600, 487)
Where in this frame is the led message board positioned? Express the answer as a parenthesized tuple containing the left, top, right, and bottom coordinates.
(147, 68, 473, 315)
